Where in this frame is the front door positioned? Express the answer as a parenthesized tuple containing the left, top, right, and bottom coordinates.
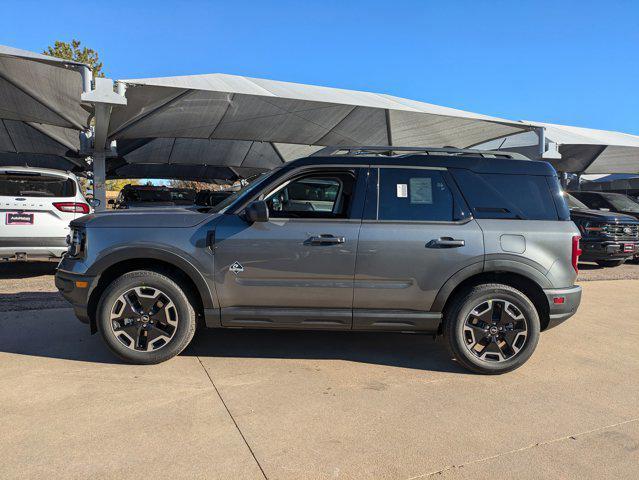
(214, 167, 366, 329)
(353, 167, 484, 331)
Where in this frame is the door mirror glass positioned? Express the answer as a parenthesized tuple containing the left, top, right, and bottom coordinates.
(89, 198, 101, 208)
(245, 200, 269, 223)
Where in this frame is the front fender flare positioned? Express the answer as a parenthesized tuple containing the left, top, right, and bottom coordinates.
(87, 246, 217, 310)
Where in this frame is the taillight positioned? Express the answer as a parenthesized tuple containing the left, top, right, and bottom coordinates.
(572, 235, 582, 273)
(53, 202, 90, 214)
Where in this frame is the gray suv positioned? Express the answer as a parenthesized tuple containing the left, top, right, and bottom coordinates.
(56, 147, 582, 374)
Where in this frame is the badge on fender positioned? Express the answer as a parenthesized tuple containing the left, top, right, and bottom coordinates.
(229, 261, 244, 274)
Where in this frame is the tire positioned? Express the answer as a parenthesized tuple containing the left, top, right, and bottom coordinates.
(96, 270, 197, 364)
(595, 259, 625, 268)
(444, 283, 540, 375)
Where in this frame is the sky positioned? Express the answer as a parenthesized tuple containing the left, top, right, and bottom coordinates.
(1, 0, 638, 135)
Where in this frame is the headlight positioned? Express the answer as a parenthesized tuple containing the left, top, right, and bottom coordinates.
(66, 227, 86, 257)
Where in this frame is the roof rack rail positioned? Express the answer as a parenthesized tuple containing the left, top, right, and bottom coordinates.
(310, 145, 530, 161)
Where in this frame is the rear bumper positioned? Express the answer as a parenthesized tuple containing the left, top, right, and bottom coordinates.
(0, 237, 67, 260)
(54, 269, 97, 324)
(543, 285, 582, 330)
(580, 240, 637, 261)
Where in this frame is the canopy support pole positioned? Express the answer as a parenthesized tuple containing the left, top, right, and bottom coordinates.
(536, 126, 545, 160)
(81, 78, 127, 211)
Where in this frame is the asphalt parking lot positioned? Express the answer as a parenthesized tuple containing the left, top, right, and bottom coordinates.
(1, 263, 638, 479)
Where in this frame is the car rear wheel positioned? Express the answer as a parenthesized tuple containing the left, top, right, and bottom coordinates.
(596, 259, 625, 267)
(444, 283, 540, 374)
(97, 270, 197, 364)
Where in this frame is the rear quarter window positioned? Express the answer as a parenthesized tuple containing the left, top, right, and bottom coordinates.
(450, 169, 562, 220)
(0, 173, 76, 198)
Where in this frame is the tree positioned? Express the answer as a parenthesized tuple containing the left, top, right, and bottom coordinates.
(168, 179, 232, 191)
(105, 179, 139, 191)
(43, 39, 104, 78)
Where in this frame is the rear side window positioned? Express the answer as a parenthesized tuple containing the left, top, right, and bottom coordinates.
(450, 169, 560, 220)
(378, 168, 455, 221)
(0, 173, 76, 198)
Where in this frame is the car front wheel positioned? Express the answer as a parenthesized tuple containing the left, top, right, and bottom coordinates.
(97, 270, 197, 364)
(444, 283, 540, 374)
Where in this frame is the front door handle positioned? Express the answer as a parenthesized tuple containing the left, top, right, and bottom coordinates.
(307, 234, 346, 246)
(427, 237, 465, 248)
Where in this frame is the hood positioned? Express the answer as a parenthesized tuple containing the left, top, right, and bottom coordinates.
(569, 208, 639, 224)
(72, 207, 217, 229)
(616, 210, 639, 220)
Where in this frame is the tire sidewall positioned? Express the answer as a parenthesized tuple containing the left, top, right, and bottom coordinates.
(449, 287, 540, 374)
(97, 271, 195, 364)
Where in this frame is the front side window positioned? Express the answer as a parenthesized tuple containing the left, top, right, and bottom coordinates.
(378, 168, 454, 221)
(264, 171, 355, 219)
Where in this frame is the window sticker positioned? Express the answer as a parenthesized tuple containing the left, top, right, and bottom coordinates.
(409, 177, 433, 204)
(396, 183, 408, 198)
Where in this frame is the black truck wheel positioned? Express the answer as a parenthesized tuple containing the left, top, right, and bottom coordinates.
(596, 259, 625, 267)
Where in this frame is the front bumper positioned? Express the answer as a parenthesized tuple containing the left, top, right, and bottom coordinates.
(54, 269, 97, 325)
(580, 240, 637, 261)
(543, 285, 582, 330)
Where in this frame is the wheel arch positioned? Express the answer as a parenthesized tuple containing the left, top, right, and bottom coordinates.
(433, 262, 551, 331)
(86, 248, 216, 333)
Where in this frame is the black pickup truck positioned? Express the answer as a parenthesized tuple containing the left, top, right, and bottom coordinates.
(566, 193, 639, 267)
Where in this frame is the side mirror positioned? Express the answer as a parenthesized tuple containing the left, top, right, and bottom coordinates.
(107, 199, 115, 205)
(245, 200, 269, 223)
(89, 198, 101, 208)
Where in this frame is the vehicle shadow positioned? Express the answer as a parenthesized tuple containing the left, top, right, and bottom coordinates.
(184, 328, 465, 373)
(0, 261, 57, 278)
(0, 308, 464, 372)
(0, 292, 68, 312)
(578, 262, 603, 270)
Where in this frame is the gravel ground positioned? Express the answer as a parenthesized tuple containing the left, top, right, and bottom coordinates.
(1, 260, 638, 312)
(0, 262, 67, 312)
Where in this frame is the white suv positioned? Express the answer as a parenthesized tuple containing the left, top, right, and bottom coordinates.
(0, 167, 90, 261)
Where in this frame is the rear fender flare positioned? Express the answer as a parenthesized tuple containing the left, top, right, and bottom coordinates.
(431, 258, 550, 312)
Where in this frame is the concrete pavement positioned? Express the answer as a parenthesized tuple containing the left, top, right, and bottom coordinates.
(0, 280, 638, 479)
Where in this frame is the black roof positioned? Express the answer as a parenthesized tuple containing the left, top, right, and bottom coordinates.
(286, 154, 557, 176)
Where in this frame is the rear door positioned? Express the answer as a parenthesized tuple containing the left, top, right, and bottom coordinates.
(214, 166, 367, 329)
(353, 167, 484, 330)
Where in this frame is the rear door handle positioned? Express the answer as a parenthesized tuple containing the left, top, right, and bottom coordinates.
(307, 234, 345, 246)
(427, 237, 465, 248)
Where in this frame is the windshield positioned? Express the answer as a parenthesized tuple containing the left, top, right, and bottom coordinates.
(565, 193, 589, 210)
(170, 189, 196, 204)
(600, 193, 639, 213)
(211, 169, 281, 213)
(0, 172, 75, 197)
(127, 188, 172, 202)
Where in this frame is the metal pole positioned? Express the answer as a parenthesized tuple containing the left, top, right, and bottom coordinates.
(537, 126, 545, 160)
(116, 81, 127, 96)
(93, 151, 107, 211)
(80, 66, 92, 93)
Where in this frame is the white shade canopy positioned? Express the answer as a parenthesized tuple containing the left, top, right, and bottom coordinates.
(104, 73, 532, 181)
(0, 45, 90, 171)
(477, 121, 639, 174)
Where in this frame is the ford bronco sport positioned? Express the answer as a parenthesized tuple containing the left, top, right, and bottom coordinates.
(56, 147, 582, 374)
